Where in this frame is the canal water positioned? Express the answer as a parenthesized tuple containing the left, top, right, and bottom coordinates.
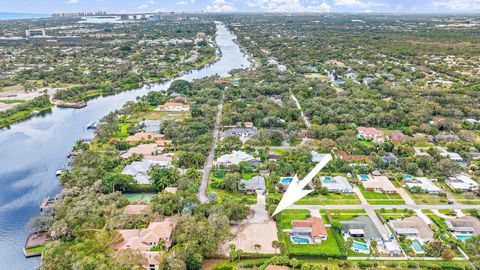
(0, 22, 251, 270)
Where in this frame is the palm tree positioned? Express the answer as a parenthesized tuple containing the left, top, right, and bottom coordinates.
(254, 243, 261, 253)
(272, 240, 280, 254)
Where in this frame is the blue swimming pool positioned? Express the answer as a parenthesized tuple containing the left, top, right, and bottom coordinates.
(455, 234, 473, 241)
(352, 241, 369, 251)
(281, 177, 293, 184)
(360, 175, 369, 181)
(411, 239, 424, 253)
(291, 236, 310, 244)
(403, 174, 413, 180)
(323, 176, 332, 181)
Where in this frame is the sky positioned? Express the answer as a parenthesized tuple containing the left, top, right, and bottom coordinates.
(2, 0, 480, 14)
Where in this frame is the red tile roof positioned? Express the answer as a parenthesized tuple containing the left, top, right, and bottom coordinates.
(292, 217, 327, 238)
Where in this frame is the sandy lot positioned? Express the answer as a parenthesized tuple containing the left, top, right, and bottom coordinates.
(223, 191, 278, 254)
(0, 84, 58, 111)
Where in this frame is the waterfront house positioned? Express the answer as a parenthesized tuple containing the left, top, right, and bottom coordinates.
(121, 160, 172, 184)
(357, 173, 397, 194)
(446, 174, 479, 192)
(320, 176, 354, 193)
(389, 216, 434, 243)
(289, 217, 327, 244)
(403, 176, 440, 194)
(216, 150, 260, 166)
(357, 127, 385, 143)
(239, 176, 266, 192)
(121, 143, 164, 159)
(155, 102, 190, 112)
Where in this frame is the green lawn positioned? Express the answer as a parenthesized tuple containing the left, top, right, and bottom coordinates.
(276, 210, 344, 258)
(123, 193, 155, 203)
(25, 245, 45, 256)
(321, 209, 367, 223)
(407, 189, 449, 204)
(296, 192, 361, 205)
(359, 186, 404, 205)
(375, 209, 414, 222)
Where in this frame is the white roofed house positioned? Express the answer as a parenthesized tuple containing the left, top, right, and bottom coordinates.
(121, 160, 172, 184)
(446, 174, 480, 192)
(320, 176, 354, 193)
(403, 176, 440, 194)
(216, 150, 260, 166)
(389, 216, 434, 243)
(239, 176, 266, 192)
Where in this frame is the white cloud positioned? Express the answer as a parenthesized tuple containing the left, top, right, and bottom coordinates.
(153, 8, 167, 12)
(246, 0, 331, 12)
(137, 3, 148, 9)
(177, 0, 188, 5)
(68, 0, 79, 4)
(204, 0, 236, 12)
(433, 0, 480, 10)
(332, 0, 385, 9)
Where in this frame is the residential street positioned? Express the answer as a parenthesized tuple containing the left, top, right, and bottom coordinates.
(288, 203, 480, 211)
(198, 91, 224, 203)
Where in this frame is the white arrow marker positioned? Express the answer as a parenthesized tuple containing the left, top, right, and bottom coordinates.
(272, 154, 332, 216)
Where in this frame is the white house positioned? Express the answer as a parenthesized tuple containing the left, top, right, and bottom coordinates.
(446, 174, 480, 192)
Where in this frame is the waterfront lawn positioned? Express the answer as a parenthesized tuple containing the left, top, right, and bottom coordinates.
(359, 187, 404, 205)
(295, 192, 361, 205)
(123, 193, 155, 203)
(25, 245, 45, 256)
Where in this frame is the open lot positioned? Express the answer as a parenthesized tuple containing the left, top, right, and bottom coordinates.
(359, 187, 405, 205)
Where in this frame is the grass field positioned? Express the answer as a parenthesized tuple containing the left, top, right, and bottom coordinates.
(296, 192, 361, 205)
(321, 209, 367, 224)
(123, 193, 155, 203)
(375, 209, 414, 221)
(407, 190, 449, 204)
(359, 187, 404, 205)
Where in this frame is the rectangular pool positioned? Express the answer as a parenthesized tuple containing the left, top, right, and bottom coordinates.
(454, 233, 473, 241)
(360, 175, 369, 181)
(411, 239, 424, 254)
(351, 241, 369, 253)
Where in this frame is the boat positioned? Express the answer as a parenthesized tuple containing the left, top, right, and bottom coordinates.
(56, 101, 87, 109)
(85, 120, 98, 129)
(55, 169, 63, 176)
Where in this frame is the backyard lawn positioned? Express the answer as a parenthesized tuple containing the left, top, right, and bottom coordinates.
(276, 210, 344, 258)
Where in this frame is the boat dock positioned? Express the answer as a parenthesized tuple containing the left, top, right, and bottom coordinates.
(24, 231, 50, 257)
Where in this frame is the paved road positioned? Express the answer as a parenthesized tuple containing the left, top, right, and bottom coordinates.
(198, 91, 224, 203)
(288, 204, 480, 211)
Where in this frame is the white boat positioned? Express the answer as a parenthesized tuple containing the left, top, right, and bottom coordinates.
(55, 170, 63, 176)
